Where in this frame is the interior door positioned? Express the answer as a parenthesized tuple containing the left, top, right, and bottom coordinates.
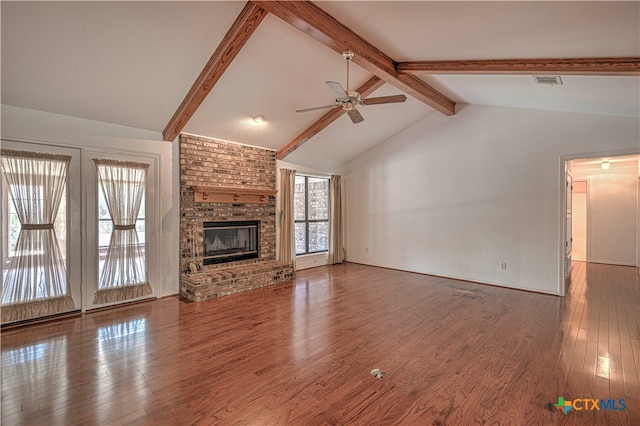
(1, 140, 81, 323)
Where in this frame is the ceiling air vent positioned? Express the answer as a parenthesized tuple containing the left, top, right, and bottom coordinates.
(533, 76, 563, 86)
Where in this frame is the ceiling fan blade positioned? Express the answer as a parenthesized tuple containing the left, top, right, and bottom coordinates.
(296, 104, 338, 113)
(326, 81, 348, 99)
(361, 94, 407, 106)
(347, 108, 364, 124)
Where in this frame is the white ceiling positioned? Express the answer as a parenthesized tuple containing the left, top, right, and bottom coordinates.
(2, 1, 639, 169)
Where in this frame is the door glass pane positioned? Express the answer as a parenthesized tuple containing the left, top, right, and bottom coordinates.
(3, 186, 67, 294)
(97, 183, 145, 278)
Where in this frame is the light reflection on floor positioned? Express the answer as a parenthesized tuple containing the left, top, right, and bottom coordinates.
(97, 317, 147, 341)
(292, 277, 333, 363)
(95, 317, 150, 425)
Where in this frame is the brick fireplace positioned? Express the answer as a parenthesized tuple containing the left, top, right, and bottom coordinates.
(179, 134, 293, 302)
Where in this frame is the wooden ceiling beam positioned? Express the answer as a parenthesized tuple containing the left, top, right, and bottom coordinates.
(253, 1, 455, 116)
(277, 76, 384, 160)
(397, 57, 640, 75)
(162, 2, 268, 142)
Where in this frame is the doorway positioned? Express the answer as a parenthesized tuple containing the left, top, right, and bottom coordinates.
(559, 151, 640, 295)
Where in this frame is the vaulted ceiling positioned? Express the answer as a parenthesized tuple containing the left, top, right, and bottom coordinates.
(2, 1, 639, 170)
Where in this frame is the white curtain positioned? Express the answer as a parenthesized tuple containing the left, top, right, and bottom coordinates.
(278, 168, 296, 270)
(329, 175, 344, 264)
(93, 159, 151, 304)
(1, 149, 75, 323)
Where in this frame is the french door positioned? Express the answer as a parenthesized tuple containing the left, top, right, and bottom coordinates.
(1, 141, 158, 323)
(82, 150, 158, 311)
(1, 141, 81, 323)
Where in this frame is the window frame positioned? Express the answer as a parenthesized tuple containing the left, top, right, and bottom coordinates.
(294, 174, 330, 256)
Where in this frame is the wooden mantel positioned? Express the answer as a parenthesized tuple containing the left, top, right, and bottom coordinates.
(191, 185, 277, 204)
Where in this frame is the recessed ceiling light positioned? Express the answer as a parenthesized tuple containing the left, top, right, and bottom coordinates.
(252, 115, 265, 123)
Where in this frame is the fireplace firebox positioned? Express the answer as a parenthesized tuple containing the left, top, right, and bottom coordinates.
(203, 221, 259, 265)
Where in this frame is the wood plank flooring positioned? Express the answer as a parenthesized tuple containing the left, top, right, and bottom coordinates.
(2, 261, 639, 425)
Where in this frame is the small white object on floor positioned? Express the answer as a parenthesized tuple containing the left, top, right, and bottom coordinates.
(371, 368, 386, 379)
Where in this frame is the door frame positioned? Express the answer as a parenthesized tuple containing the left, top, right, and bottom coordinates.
(559, 148, 639, 296)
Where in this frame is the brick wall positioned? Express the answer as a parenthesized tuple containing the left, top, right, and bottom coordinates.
(179, 134, 277, 275)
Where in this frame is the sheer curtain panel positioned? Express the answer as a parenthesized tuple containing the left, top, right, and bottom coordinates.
(1, 149, 75, 323)
(278, 169, 296, 270)
(329, 175, 344, 264)
(93, 159, 151, 304)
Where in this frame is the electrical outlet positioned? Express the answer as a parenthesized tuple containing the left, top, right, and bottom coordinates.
(500, 262, 507, 270)
(365, 247, 369, 253)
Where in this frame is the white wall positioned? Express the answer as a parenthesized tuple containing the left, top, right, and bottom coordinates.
(1, 104, 179, 296)
(572, 161, 638, 266)
(344, 104, 639, 295)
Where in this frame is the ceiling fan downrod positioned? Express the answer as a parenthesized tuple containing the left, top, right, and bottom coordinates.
(342, 50, 354, 92)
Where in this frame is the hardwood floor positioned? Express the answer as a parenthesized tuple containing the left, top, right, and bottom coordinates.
(2, 261, 639, 425)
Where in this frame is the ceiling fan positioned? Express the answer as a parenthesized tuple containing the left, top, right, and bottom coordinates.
(296, 50, 407, 124)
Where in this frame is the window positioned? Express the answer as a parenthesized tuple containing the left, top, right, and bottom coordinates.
(294, 175, 329, 255)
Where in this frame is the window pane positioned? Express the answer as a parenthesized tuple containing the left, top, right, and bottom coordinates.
(307, 177, 328, 220)
(295, 222, 306, 255)
(294, 176, 306, 221)
(309, 221, 329, 252)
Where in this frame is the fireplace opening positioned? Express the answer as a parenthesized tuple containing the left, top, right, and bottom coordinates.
(203, 220, 259, 265)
